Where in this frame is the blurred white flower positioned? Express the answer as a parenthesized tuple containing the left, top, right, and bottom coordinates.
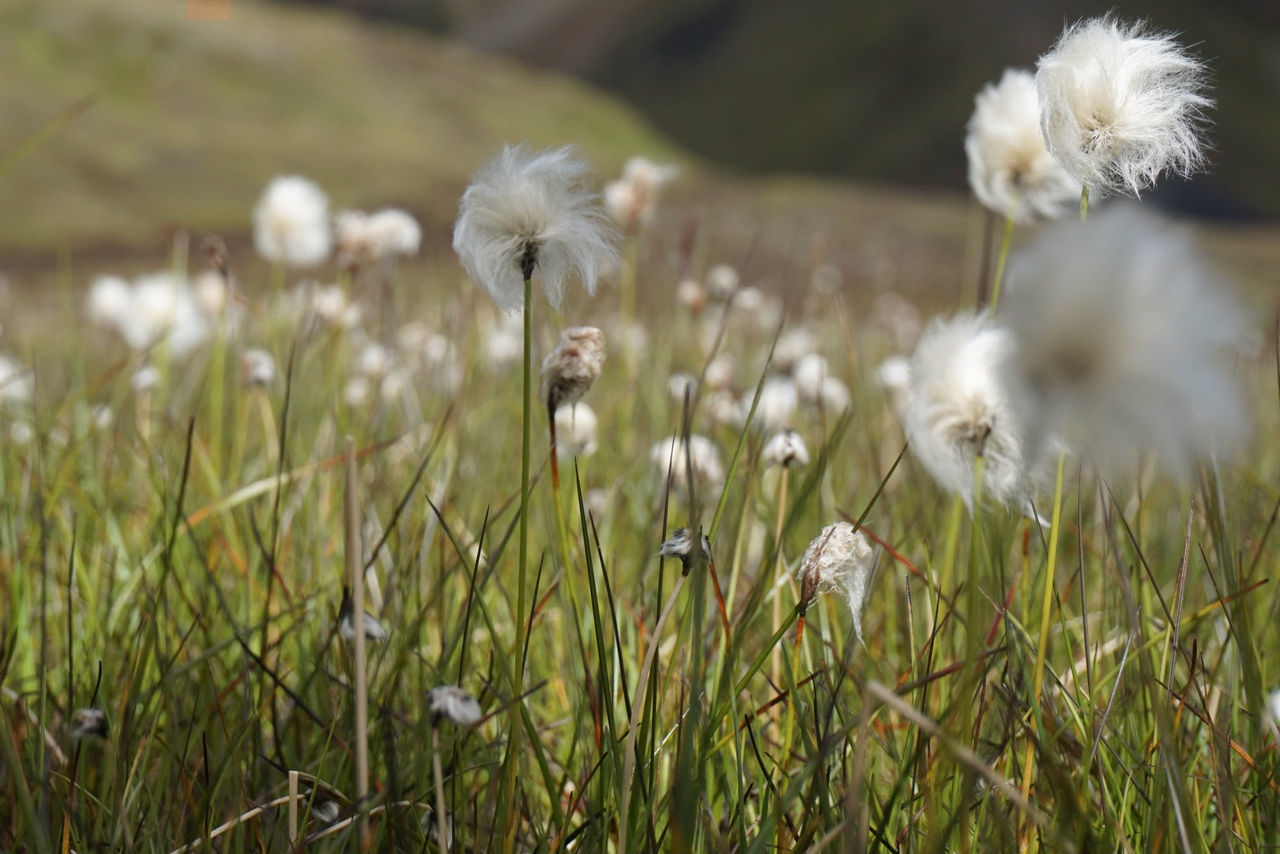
(966, 68, 1081, 221)
(773, 328, 817, 371)
(1000, 204, 1248, 478)
(676, 278, 706, 315)
(1268, 690, 1280, 727)
(242, 348, 277, 386)
(762, 429, 809, 469)
(426, 685, 483, 728)
(1036, 15, 1211, 197)
(355, 342, 393, 379)
(88, 273, 210, 357)
(132, 365, 161, 392)
(87, 276, 132, 328)
(705, 264, 740, 301)
(484, 312, 524, 370)
(905, 311, 1028, 507)
(706, 389, 744, 426)
(810, 263, 842, 295)
(667, 372, 698, 406)
(300, 282, 363, 329)
(253, 175, 333, 266)
(796, 521, 877, 641)
(0, 354, 32, 404)
(541, 326, 605, 413)
(704, 355, 736, 391)
(554, 402, 598, 459)
(876, 356, 912, 395)
(604, 155, 678, 233)
(818, 376, 852, 414)
(336, 208, 421, 263)
(343, 376, 371, 407)
(792, 353, 830, 403)
(658, 526, 712, 573)
(651, 434, 724, 496)
(338, 587, 389, 642)
(452, 145, 619, 313)
(9, 420, 33, 446)
(746, 377, 798, 433)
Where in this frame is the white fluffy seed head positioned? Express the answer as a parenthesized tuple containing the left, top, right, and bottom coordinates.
(241, 348, 277, 386)
(651, 434, 724, 496)
(762, 429, 809, 469)
(0, 354, 32, 404)
(1035, 16, 1212, 197)
(554, 402, 598, 459)
(791, 353, 830, 403)
(604, 155, 678, 233)
(796, 522, 876, 642)
(704, 264, 740, 301)
(426, 685, 483, 728)
(966, 68, 1081, 221)
(1000, 204, 1248, 478)
(452, 145, 619, 313)
(746, 377, 798, 433)
(253, 175, 333, 266)
(336, 208, 421, 263)
(905, 311, 1028, 508)
(541, 326, 605, 412)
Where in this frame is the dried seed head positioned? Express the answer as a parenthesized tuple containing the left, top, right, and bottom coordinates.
(541, 326, 606, 413)
(426, 685, 483, 728)
(69, 708, 109, 741)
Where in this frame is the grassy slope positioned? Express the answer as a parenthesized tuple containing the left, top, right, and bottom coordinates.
(0, 0, 685, 252)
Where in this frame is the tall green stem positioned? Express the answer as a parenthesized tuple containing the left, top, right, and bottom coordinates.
(1080, 184, 1090, 221)
(988, 212, 1016, 312)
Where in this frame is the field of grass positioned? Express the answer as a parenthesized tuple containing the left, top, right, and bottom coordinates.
(2, 4, 1280, 852)
(0, 154, 1278, 854)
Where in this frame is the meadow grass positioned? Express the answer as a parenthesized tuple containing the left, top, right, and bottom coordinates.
(0, 208, 1278, 854)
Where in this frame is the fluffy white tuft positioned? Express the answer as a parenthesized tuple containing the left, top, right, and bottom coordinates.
(999, 204, 1248, 477)
(904, 311, 1028, 507)
(796, 521, 877, 642)
(253, 176, 332, 266)
(452, 145, 619, 313)
(0, 353, 32, 404)
(762, 429, 809, 469)
(604, 155, 679, 233)
(336, 208, 421, 263)
(1035, 16, 1212, 197)
(554, 402, 599, 460)
(651, 434, 724, 496)
(966, 68, 1081, 221)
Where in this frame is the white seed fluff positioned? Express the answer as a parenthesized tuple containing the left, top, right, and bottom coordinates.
(904, 311, 1028, 507)
(966, 68, 1081, 221)
(796, 521, 877, 642)
(1035, 16, 1212, 197)
(999, 204, 1248, 478)
(253, 175, 333, 266)
(452, 145, 619, 313)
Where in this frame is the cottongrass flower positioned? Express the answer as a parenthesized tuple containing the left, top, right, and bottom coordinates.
(773, 328, 817, 371)
(791, 353, 830, 404)
(554, 402, 598, 459)
(747, 377, 798, 433)
(796, 521, 876, 642)
(1035, 16, 1212, 197)
(604, 155, 679, 233)
(704, 355, 736, 391)
(1000, 204, 1247, 477)
(658, 527, 712, 575)
(335, 208, 421, 264)
(651, 434, 725, 496)
(762, 429, 809, 469)
(338, 586, 389, 642)
(1268, 690, 1280, 727)
(0, 354, 32, 404)
(452, 145, 619, 313)
(241, 349, 276, 386)
(705, 263, 740, 301)
(426, 686, 483, 728)
(253, 175, 332, 266)
(88, 273, 210, 357)
(541, 326, 605, 413)
(676, 278, 706, 315)
(484, 312, 524, 370)
(966, 68, 1081, 221)
(69, 708, 109, 741)
(131, 365, 161, 392)
(667, 372, 697, 405)
(904, 311, 1028, 507)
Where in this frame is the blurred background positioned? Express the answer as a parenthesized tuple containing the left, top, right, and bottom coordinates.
(2, 0, 1278, 268)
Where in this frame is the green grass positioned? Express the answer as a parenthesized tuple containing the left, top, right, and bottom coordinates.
(0, 179, 1278, 853)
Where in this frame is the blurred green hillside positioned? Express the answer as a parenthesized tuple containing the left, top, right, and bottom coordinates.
(0, 0, 683, 253)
